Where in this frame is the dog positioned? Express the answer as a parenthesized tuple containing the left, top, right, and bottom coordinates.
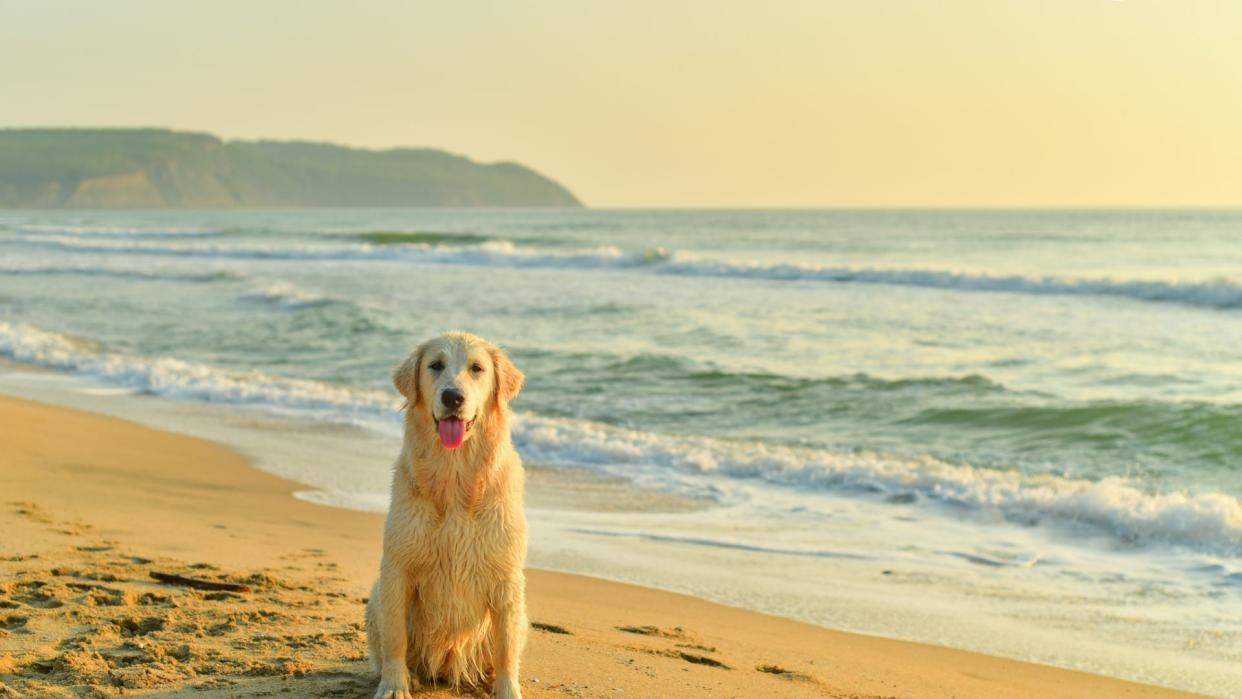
(366, 332, 528, 699)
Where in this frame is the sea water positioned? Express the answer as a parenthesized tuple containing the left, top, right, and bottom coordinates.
(0, 208, 1238, 696)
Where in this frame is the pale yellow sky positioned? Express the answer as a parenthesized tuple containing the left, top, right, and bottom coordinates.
(3, 1, 1241, 207)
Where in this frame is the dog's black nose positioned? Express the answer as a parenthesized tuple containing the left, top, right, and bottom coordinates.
(441, 389, 465, 411)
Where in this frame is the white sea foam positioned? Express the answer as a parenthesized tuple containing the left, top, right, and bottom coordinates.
(5, 234, 651, 268)
(2, 320, 1239, 556)
(0, 260, 235, 283)
(656, 254, 1242, 310)
(13, 223, 220, 238)
(8, 232, 1238, 310)
(513, 413, 1242, 555)
(239, 282, 335, 310)
(0, 321, 399, 429)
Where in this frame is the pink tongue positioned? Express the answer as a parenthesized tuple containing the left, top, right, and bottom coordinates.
(438, 419, 466, 449)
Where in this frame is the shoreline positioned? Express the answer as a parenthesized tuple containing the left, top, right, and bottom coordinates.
(0, 394, 1204, 698)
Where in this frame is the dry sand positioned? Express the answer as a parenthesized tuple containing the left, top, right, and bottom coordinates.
(0, 395, 1202, 698)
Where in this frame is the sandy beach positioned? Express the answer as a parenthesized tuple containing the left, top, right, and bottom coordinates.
(0, 394, 1205, 698)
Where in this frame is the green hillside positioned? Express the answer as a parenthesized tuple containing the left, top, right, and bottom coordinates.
(0, 128, 581, 208)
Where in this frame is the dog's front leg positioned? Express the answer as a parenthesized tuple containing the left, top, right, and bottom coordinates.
(490, 576, 528, 699)
(373, 559, 417, 699)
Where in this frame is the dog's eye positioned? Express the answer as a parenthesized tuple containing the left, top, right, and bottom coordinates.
(470, 363, 484, 374)
(429, 360, 444, 372)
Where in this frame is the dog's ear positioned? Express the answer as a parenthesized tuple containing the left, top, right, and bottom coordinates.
(393, 343, 427, 405)
(490, 346, 524, 405)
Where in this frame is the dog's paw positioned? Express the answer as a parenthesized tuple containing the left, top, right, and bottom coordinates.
(494, 672, 522, 699)
(373, 674, 417, 699)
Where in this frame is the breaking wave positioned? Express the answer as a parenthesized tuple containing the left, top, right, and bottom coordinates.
(12, 223, 223, 238)
(239, 282, 338, 310)
(7, 232, 1238, 310)
(0, 321, 398, 430)
(514, 414, 1242, 556)
(654, 256, 1242, 311)
(6, 234, 664, 268)
(0, 261, 237, 283)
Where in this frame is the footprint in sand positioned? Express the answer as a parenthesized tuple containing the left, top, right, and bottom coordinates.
(670, 650, 728, 669)
(757, 664, 814, 682)
(616, 625, 731, 669)
(675, 642, 718, 653)
(615, 624, 690, 640)
(10, 501, 53, 524)
(11, 581, 65, 609)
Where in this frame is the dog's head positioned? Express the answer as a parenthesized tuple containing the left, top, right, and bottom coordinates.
(392, 332, 523, 450)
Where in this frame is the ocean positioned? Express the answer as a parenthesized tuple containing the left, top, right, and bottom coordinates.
(0, 208, 1238, 696)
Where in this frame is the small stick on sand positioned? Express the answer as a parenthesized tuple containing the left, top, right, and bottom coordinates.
(150, 571, 252, 592)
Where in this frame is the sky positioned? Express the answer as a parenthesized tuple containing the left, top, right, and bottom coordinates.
(2, 1, 1241, 208)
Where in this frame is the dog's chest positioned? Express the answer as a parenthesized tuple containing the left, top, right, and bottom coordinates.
(407, 504, 511, 579)
(406, 506, 512, 629)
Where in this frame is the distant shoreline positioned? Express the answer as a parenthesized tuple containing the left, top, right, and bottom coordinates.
(0, 128, 581, 209)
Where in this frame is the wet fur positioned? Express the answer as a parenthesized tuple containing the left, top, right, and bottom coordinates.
(366, 332, 527, 699)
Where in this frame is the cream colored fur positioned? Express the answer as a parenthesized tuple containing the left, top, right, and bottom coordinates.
(366, 332, 528, 699)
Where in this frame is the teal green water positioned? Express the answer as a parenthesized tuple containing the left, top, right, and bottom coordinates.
(2, 209, 1239, 505)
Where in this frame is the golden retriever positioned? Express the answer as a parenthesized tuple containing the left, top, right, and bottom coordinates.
(366, 332, 527, 699)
